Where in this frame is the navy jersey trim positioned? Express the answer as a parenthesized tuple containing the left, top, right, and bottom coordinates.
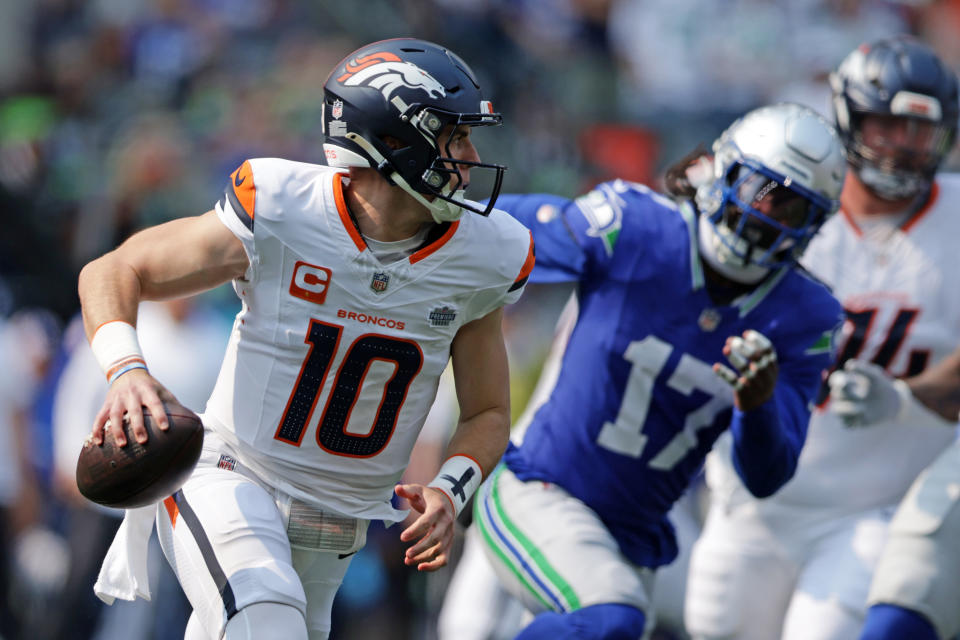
(508, 275, 529, 292)
(225, 185, 254, 232)
(173, 490, 239, 620)
(559, 203, 584, 248)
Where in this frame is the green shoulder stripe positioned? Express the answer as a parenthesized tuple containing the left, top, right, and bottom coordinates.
(804, 331, 833, 355)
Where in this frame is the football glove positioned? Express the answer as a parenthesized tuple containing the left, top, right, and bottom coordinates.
(828, 359, 910, 427)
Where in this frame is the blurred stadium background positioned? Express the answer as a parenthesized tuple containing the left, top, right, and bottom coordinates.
(0, 0, 958, 639)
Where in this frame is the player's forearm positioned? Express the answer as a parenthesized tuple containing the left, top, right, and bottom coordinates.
(443, 405, 511, 479)
(78, 254, 143, 340)
(730, 391, 805, 498)
(448, 308, 512, 477)
(906, 349, 960, 422)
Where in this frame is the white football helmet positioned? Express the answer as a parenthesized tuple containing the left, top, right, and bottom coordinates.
(696, 103, 847, 283)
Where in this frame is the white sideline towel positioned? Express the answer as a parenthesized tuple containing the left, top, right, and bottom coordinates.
(93, 504, 156, 604)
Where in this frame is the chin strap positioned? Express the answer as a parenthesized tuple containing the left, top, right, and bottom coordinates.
(344, 132, 463, 223)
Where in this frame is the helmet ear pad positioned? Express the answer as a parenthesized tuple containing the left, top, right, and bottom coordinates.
(373, 134, 435, 189)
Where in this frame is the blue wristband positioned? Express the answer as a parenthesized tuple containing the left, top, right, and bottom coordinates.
(107, 360, 148, 386)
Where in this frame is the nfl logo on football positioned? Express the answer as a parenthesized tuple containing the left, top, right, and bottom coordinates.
(332, 99, 343, 119)
(370, 272, 389, 293)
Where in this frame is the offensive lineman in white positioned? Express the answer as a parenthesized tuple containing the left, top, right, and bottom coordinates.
(685, 36, 960, 640)
(830, 350, 960, 640)
(77, 39, 534, 640)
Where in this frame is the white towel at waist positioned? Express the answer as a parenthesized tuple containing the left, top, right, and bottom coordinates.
(93, 504, 156, 604)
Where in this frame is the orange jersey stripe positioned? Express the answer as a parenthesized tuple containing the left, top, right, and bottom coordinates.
(901, 182, 939, 233)
(333, 173, 366, 251)
(513, 231, 536, 284)
(229, 160, 256, 221)
(409, 220, 460, 264)
(163, 495, 179, 528)
(840, 206, 863, 237)
(842, 182, 940, 236)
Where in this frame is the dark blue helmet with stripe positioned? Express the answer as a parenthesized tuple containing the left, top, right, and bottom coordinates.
(831, 36, 959, 200)
(322, 38, 505, 222)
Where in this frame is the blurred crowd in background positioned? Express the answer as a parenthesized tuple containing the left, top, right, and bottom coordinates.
(1, 0, 959, 638)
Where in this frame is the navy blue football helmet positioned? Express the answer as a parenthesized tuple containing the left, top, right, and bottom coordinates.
(322, 38, 505, 222)
(831, 36, 959, 200)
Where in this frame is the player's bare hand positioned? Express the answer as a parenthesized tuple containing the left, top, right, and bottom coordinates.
(395, 483, 455, 572)
(714, 329, 779, 411)
(92, 369, 177, 447)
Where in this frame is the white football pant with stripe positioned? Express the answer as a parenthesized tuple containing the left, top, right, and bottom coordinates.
(156, 431, 367, 640)
(474, 464, 654, 636)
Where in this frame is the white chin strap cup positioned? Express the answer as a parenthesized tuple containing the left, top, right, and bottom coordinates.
(697, 215, 771, 284)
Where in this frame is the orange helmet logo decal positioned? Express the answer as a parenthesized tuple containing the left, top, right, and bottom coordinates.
(337, 51, 446, 101)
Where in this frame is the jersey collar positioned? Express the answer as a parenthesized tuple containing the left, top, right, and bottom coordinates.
(840, 181, 940, 237)
(332, 172, 461, 263)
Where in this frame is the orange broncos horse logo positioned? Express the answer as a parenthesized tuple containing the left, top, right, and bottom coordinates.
(337, 52, 446, 101)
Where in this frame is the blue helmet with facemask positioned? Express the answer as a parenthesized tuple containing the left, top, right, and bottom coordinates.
(696, 103, 847, 284)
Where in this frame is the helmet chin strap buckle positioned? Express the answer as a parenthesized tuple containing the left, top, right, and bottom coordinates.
(376, 159, 398, 186)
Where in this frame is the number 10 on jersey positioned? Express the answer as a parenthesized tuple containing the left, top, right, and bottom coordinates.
(275, 319, 423, 457)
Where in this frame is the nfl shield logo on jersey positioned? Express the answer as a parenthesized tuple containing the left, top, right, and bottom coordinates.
(331, 99, 343, 119)
(217, 454, 237, 471)
(370, 272, 390, 293)
(698, 308, 721, 332)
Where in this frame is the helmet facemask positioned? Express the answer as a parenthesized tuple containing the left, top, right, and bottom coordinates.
(845, 111, 955, 201)
(695, 103, 846, 284)
(402, 105, 505, 222)
(705, 158, 835, 272)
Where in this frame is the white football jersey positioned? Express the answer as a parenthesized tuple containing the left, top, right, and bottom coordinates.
(205, 158, 533, 522)
(711, 175, 960, 510)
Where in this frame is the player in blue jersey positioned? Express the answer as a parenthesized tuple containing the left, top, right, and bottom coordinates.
(685, 37, 960, 640)
(460, 102, 847, 640)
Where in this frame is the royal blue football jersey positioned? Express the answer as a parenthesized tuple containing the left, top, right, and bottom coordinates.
(495, 180, 844, 568)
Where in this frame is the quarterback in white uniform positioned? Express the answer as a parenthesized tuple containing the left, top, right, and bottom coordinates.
(79, 39, 533, 640)
(685, 36, 960, 640)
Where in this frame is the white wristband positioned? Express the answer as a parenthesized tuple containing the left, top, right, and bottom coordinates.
(90, 321, 146, 382)
(428, 455, 483, 517)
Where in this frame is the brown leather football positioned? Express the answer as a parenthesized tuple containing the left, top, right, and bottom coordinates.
(76, 403, 203, 508)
